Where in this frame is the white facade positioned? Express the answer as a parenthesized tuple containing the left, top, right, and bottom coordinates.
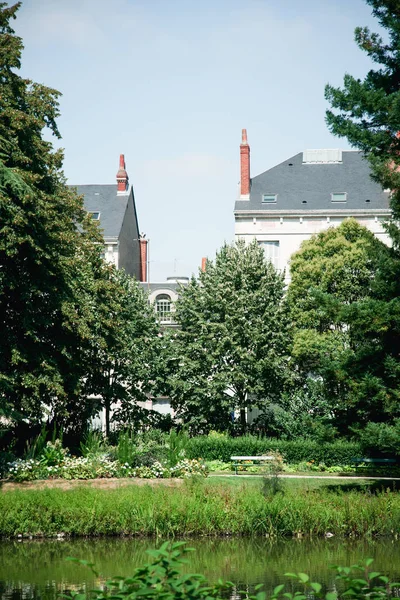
(235, 210, 391, 283)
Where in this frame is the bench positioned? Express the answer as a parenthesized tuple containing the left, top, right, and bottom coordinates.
(231, 455, 274, 475)
(351, 458, 397, 472)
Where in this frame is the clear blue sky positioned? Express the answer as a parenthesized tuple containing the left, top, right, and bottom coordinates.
(15, 0, 380, 281)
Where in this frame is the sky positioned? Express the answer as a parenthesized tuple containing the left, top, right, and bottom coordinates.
(14, 0, 381, 281)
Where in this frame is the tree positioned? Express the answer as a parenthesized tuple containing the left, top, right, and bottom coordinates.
(0, 3, 105, 431)
(325, 0, 400, 222)
(165, 240, 290, 433)
(324, 0, 400, 429)
(288, 219, 400, 432)
(84, 269, 161, 437)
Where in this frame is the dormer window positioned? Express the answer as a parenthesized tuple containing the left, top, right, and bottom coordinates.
(331, 192, 347, 203)
(89, 211, 100, 220)
(262, 194, 277, 203)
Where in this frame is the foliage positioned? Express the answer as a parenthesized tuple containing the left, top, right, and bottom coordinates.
(164, 240, 290, 433)
(85, 270, 161, 437)
(80, 430, 109, 459)
(5, 436, 207, 481)
(323, 0, 400, 431)
(325, 0, 400, 222)
(274, 559, 400, 600)
(116, 431, 137, 466)
(251, 383, 337, 442)
(60, 543, 400, 600)
(186, 435, 361, 466)
(288, 220, 400, 432)
(261, 451, 285, 497)
(0, 3, 108, 429)
(1, 481, 400, 537)
(39, 440, 67, 467)
(64, 542, 236, 600)
(355, 420, 400, 457)
(166, 430, 189, 468)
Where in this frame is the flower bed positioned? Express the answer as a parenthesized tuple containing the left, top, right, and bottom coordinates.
(5, 441, 208, 482)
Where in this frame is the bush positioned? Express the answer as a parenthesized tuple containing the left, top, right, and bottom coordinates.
(186, 435, 360, 466)
(356, 421, 400, 457)
(63, 543, 399, 600)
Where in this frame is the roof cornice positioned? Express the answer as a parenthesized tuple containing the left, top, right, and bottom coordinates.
(234, 208, 392, 217)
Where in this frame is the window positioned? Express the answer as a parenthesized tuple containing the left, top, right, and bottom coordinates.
(259, 241, 280, 270)
(331, 192, 347, 203)
(262, 194, 277, 203)
(89, 211, 100, 220)
(155, 294, 172, 322)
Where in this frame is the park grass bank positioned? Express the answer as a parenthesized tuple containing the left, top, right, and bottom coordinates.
(1, 479, 399, 539)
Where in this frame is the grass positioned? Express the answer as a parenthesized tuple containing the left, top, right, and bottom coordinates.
(0, 477, 399, 539)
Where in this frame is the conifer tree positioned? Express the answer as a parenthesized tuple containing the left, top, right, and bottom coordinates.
(325, 0, 400, 223)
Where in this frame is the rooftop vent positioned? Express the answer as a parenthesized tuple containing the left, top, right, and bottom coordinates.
(303, 149, 342, 164)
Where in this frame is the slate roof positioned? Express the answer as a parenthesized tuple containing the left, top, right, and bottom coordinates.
(140, 281, 188, 295)
(72, 184, 130, 239)
(235, 151, 390, 213)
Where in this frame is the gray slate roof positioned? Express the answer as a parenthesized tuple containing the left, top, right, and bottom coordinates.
(140, 281, 188, 295)
(72, 184, 130, 239)
(235, 151, 390, 213)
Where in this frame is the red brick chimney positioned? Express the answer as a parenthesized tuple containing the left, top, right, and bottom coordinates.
(116, 154, 129, 193)
(240, 129, 250, 198)
(139, 235, 148, 282)
(201, 257, 207, 272)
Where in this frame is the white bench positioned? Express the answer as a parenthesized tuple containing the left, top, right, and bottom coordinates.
(231, 455, 274, 475)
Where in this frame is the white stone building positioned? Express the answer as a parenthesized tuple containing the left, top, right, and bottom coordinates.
(234, 130, 391, 282)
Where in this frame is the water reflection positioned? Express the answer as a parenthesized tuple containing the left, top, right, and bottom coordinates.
(1, 537, 400, 600)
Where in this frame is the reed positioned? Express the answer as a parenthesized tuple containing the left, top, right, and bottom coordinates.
(0, 479, 399, 538)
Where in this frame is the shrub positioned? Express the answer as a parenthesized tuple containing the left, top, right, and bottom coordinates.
(186, 436, 360, 466)
(63, 544, 399, 600)
(261, 451, 285, 497)
(116, 431, 137, 466)
(80, 430, 109, 459)
(356, 421, 400, 457)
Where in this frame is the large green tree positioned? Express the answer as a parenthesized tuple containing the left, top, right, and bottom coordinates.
(165, 240, 290, 433)
(84, 270, 161, 437)
(0, 3, 106, 430)
(325, 0, 400, 223)
(324, 0, 400, 429)
(288, 219, 400, 431)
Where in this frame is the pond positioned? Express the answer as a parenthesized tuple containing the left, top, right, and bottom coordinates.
(1, 537, 400, 600)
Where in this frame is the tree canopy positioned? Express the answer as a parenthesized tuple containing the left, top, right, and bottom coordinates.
(0, 3, 161, 440)
(164, 240, 290, 433)
(325, 0, 400, 222)
(288, 220, 400, 432)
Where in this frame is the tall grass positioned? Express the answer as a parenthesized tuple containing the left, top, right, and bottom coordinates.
(0, 480, 399, 538)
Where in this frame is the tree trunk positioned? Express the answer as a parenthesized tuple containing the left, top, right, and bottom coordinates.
(105, 400, 110, 438)
(240, 408, 247, 433)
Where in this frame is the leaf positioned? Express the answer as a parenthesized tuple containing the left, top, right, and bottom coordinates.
(298, 573, 309, 583)
(274, 584, 285, 594)
(310, 582, 322, 593)
(365, 558, 374, 567)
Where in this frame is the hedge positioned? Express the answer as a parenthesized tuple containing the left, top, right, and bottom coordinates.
(186, 436, 361, 466)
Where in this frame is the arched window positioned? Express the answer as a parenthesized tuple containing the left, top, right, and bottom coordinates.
(155, 294, 172, 322)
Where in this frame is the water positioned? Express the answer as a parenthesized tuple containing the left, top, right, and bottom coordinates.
(1, 537, 400, 600)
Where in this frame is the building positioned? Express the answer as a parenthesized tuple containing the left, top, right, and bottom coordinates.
(234, 130, 391, 282)
(72, 155, 148, 281)
(142, 276, 189, 326)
